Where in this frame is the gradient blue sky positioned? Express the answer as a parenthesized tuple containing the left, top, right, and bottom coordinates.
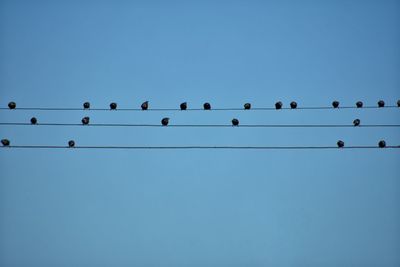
(0, 0, 400, 266)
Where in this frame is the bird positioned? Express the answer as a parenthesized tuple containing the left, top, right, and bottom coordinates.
(68, 140, 75, 147)
(244, 103, 251, 110)
(81, 116, 90, 125)
(332, 101, 339, 108)
(290, 101, 297, 109)
(161, 117, 169, 126)
(180, 102, 187, 110)
(231, 118, 239, 126)
(337, 140, 344, 148)
(275, 101, 283, 110)
(377, 100, 385, 107)
(203, 102, 211, 110)
(30, 117, 37, 125)
(110, 102, 117, 110)
(1, 139, 10, 146)
(141, 101, 149, 110)
(356, 101, 363, 108)
(353, 119, 360, 126)
(8, 102, 16, 109)
(378, 140, 386, 148)
(83, 102, 90, 109)
(397, 100, 400, 107)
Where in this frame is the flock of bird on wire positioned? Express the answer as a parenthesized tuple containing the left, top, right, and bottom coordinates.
(6, 99, 400, 111)
(4, 99, 400, 127)
(1, 99, 399, 149)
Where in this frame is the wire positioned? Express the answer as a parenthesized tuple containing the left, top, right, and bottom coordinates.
(1, 105, 399, 111)
(0, 122, 399, 128)
(1, 145, 400, 150)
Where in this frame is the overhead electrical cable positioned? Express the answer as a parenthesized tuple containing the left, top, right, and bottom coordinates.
(2, 99, 400, 112)
(1, 145, 399, 150)
(0, 122, 399, 128)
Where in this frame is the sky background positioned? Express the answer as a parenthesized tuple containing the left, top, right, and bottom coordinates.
(0, 0, 400, 266)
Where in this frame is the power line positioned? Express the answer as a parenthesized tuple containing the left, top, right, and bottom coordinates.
(1, 145, 400, 150)
(1, 106, 399, 112)
(1, 138, 396, 149)
(1, 122, 400, 128)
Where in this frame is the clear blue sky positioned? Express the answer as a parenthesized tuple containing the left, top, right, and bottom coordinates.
(0, 0, 400, 266)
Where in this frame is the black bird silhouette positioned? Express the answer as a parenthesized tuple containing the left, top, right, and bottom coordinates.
(203, 102, 211, 110)
(141, 101, 149, 110)
(231, 118, 239, 126)
(68, 140, 75, 147)
(110, 102, 117, 110)
(180, 102, 187, 110)
(378, 140, 386, 148)
(332, 101, 339, 108)
(83, 102, 90, 109)
(290, 101, 297, 109)
(8, 102, 16, 109)
(244, 103, 251, 110)
(337, 140, 344, 148)
(275, 101, 283, 110)
(30, 117, 37, 125)
(81, 116, 90, 125)
(353, 119, 360, 126)
(161, 118, 169, 126)
(377, 100, 385, 107)
(398, 100, 400, 107)
(356, 101, 363, 108)
(1, 139, 10, 146)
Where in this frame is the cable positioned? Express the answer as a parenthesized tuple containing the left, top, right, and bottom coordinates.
(0, 122, 399, 128)
(1, 105, 399, 111)
(1, 145, 400, 150)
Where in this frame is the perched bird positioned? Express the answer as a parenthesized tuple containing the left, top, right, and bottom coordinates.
(378, 140, 386, 148)
(377, 100, 385, 107)
(81, 116, 90, 125)
(356, 101, 363, 108)
(337, 140, 344, 148)
(141, 101, 149, 110)
(275, 101, 283, 110)
(353, 119, 361, 126)
(180, 102, 187, 110)
(290, 101, 297, 109)
(231, 118, 239, 126)
(161, 117, 169, 126)
(8, 102, 16, 109)
(203, 102, 211, 110)
(68, 140, 75, 147)
(332, 101, 340, 108)
(30, 117, 37, 125)
(244, 103, 251, 110)
(397, 100, 400, 107)
(83, 102, 90, 109)
(110, 102, 117, 110)
(1, 139, 10, 146)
